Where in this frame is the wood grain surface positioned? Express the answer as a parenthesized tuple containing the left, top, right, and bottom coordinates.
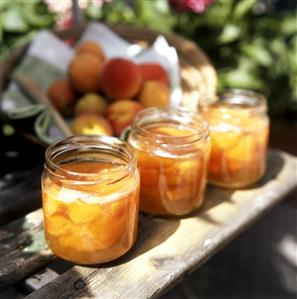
(0, 150, 296, 298)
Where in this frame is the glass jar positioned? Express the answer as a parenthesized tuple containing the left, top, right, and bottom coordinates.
(128, 107, 210, 216)
(200, 89, 269, 188)
(42, 135, 140, 264)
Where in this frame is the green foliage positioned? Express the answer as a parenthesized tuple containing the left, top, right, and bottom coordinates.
(92, 0, 175, 32)
(171, 0, 297, 119)
(1, 0, 296, 120)
(0, 0, 56, 62)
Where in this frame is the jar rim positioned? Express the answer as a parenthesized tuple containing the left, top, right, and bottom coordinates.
(217, 89, 267, 107)
(200, 89, 267, 117)
(132, 106, 209, 145)
(45, 135, 137, 183)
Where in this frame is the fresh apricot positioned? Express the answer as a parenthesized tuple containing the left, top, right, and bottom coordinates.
(138, 80, 170, 107)
(101, 58, 142, 99)
(68, 53, 102, 93)
(47, 79, 77, 116)
(76, 41, 105, 61)
(71, 114, 113, 136)
(106, 99, 143, 136)
(74, 93, 108, 116)
(139, 63, 169, 86)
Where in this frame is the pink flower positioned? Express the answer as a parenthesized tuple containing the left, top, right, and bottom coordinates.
(169, 0, 214, 14)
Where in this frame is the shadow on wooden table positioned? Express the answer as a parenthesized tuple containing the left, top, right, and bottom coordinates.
(91, 214, 181, 268)
(186, 150, 285, 226)
(241, 150, 285, 189)
(0, 127, 44, 226)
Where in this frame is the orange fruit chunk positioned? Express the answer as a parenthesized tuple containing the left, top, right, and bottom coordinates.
(227, 134, 255, 162)
(151, 126, 194, 137)
(211, 130, 241, 150)
(43, 189, 61, 216)
(162, 159, 199, 187)
(68, 201, 102, 223)
(136, 149, 173, 169)
(46, 215, 72, 236)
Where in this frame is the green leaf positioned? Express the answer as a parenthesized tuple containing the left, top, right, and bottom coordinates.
(133, 0, 174, 31)
(2, 124, 15, 136)
(288, 37, 297, 70)
(85, 3, 103, 20)
(200, 1, 234, 27)
(233, 0, 256, 20)
(154, 0, 171, 14)
(218, 24, 240, 44)
(221, 69, 264, 90)
(219, 56, 265, 90)
(255, 17, 280, 35)
(23, 1, 55, 28)
(280, 13, 297, 36)
(2, 7, 29, 32)
(241, 39, 273, 66)
(0, 0, 14, 12)
(103, 0, 136, 24)
(0, 31, 36, 63)
(268, 38, 290, 77)
(287, 37, 297, 100)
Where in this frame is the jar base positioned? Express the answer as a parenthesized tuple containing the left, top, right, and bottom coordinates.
(140, 196, 205, 217)
(208, 174, 264, 189)
(47, 237, 136, 265)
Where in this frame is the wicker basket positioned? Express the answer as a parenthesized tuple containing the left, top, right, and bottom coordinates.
(0, 23, 217, 145)
(0, 23, 217, 106)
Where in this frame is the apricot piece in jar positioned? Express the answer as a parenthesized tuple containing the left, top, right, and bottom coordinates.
(46, 215, 72, 236)
(43, 196, 61, 217)
(211, 131, 241, 150)
(227, 134, 255, 162)
(68, 201, 103, 223)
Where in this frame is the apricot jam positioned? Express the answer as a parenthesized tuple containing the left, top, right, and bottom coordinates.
(129, 107, 210, 216)
(42, 135, 140, 264)
(201, 90, 269, 188)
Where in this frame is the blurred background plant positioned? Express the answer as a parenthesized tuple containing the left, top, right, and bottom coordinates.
(1, 0, 296, 120)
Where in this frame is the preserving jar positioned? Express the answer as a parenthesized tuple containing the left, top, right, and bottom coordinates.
(201, 89, 269, 188)
(128, 107, 210, 216)
(42, 135, 140, 264)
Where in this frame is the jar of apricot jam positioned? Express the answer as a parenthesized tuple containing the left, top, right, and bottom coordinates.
(128, 107, 210, 216)
(41, 135, 140, 264)
(201, 89, 269, 188)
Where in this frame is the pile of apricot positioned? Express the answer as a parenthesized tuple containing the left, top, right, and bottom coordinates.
(47, 41, 171, 137)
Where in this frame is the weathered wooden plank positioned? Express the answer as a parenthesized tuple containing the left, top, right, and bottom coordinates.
(24, 267, 59, 292)
(0, 166, 42, 226)
(0, 149, 296, 296)
(17, 149, 295, 299)
(0, 210, 54, 290)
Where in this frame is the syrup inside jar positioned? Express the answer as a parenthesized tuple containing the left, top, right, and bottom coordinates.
(201, 90, 269, 188)
(128, 107, 210, 216)
(42, 135, 140, 264)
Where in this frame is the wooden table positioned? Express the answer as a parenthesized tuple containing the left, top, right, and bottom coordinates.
(0, 149, 296, 298)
